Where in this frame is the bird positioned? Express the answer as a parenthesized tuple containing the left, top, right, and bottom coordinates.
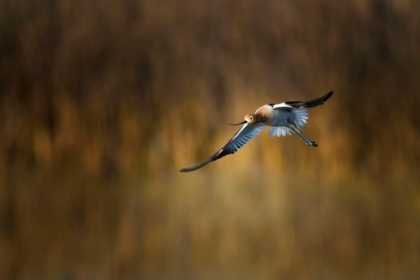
(180, 91, 333, 172)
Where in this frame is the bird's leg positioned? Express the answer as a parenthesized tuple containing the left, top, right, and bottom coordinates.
(286, 123, 318, 147)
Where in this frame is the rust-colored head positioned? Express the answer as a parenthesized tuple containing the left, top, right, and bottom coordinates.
(230, 105, 272, 126)
(244, 114, 257, 124)
(229, 113, 262, 126)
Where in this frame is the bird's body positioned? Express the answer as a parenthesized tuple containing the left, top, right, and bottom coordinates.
(180, 91, 333, 172)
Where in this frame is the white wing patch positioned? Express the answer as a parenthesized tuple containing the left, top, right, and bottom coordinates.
(272, 102, 292, 109)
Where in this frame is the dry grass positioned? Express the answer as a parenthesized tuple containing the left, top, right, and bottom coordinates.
(1, 0, 420, 279)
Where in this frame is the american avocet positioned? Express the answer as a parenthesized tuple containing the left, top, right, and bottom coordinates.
(180, 91, 333, 172)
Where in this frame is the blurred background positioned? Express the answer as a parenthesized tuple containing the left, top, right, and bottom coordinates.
(1, 0, 420, 279)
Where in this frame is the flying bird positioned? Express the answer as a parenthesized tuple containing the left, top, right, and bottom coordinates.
(180, 91, 333, 172)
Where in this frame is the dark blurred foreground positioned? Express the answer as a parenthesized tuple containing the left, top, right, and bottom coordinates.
(1, 0, 420, 279)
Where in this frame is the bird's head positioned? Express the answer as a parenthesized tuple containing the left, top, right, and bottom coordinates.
(245, 114, 257, 124)
(229, 113, 258, 126)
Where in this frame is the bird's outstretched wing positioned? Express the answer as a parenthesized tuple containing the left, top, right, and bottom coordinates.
(273, 91, 333, 109)
(180, 123, 265, 172)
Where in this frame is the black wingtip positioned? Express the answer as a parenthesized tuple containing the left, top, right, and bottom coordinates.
(285, 90, 334, 108)
(319, 90, 333, 105)
(179, 156, 214, 172)
(325, 90, 333, 101)
(180, 168, 193, 173)
(308, 90, 334, 107)
(179, 166, 199, 173)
